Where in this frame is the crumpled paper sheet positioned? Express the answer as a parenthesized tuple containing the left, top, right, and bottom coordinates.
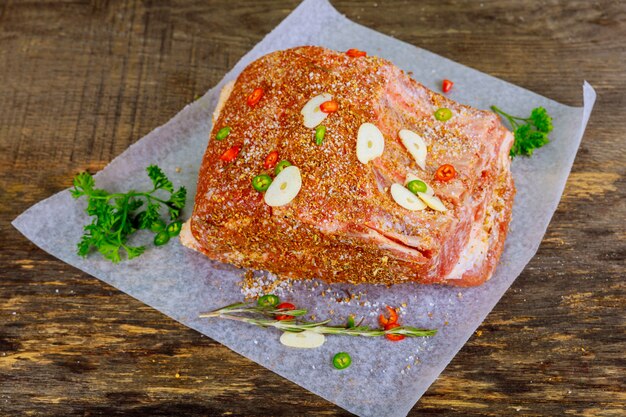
(13, 1, 595, 416)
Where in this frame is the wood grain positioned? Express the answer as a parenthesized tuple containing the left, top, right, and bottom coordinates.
(1, 0, 624, 416)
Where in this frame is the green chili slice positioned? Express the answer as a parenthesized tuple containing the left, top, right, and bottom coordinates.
(257, 294, 280, 308)
(216, 126, 231, 140)
(166, 220, 183, 237)
(406, 180, 427, 195)
(315, 125, 326, 145)
(434, 108, 453, 122)
(154, 231, 170, 246)
(252, 174, 273, 192)
(332, 352, 352, 370)
(274, 160, 292, 176)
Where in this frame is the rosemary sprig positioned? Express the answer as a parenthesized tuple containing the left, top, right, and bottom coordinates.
(200, 303, 437, 338)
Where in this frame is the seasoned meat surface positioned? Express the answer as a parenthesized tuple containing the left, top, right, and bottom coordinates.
(183, 46, 515, 286)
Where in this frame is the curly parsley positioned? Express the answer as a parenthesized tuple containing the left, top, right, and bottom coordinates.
(71, 165, 186, 263)
(490, 106, 553, 157)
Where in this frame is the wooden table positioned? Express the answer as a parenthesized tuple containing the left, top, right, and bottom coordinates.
(1, 1, 624, 415)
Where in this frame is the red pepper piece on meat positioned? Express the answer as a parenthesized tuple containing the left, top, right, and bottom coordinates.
(264, 151, 279, 170)
(247, 88, 264, 107)
(346, 48, 367, 58)
(320, 100, 338, 113)
(435, 164, 456, 182)
(220, 145, 242, 163)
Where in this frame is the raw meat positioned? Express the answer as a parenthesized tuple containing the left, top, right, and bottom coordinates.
(181, 46, 515, 287)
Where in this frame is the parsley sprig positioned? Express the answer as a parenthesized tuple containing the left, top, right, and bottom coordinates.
(491, 106, 553, 157)
(71, 165, 186, 262)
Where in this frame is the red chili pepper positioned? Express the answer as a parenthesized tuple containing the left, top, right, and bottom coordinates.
(435, 164, 456, 182)
(379, 306, 399, 327)
(220, 145, 242, 163)
(275, 302, 296, 321)
(264, 151, 279, 170)
(384, 323, 405, 341)
(247, 88, 264, 107)
(442, 79, 454, 93)
(320, 100, 338, 113)
(346, 48, 367, 58)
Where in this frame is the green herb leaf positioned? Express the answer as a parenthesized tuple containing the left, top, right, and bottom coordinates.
(511, 125, 549, 157)
(147, 165, 174, 192)
(72, 165, 186, 262)
(125, 245, 146, 260)
(138, 203, 161, 230)
(166, 186, 187, 220)
(71, 172, 95, 198)
(490, 105, 553, 158)
(529, 107, 553, 133)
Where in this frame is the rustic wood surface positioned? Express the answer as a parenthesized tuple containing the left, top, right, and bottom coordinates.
(1, 0, 624, 416)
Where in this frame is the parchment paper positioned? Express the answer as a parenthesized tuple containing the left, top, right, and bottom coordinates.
(12, 1, 596, 416)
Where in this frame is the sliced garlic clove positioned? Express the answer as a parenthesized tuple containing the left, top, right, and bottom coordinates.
(280, 330, 326, 348)
(405, 173, 434, 196)
(264, 165, 302, 207)
(417, 192, 448, 212)
(399, 129, 427, 170)
(301, 93, 333, 128)
(356, 123, 385, 164)
(391, 183, 427, 211)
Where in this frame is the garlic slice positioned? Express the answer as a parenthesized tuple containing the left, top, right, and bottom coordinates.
(399, 129, 427, 170)
(264, 166, 302, 207)
(356, 123, 385, 164)
(417, 192, 448, 212)
(280, 330, 326, 348)
(391, 183, 427, 211)
(405, 172, 434, 196)
(301, 93, 333, 128)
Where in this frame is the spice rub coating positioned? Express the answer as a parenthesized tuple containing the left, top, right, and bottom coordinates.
(184, 46, 515, 286)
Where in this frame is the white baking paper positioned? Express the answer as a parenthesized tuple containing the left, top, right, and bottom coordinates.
(13, 1, 595, 416)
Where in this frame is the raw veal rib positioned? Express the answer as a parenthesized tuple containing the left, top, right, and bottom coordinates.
(181, 46, 515, 287)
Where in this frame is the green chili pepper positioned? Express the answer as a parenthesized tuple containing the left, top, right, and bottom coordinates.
(315, 125, 326, 145)
(434, 108, 453, 122)
(406, 180, 427, 194)
(216, 126, 231, 140)
(274, 160, 292, 176)
(332, 352, 352, 370)
(257, 294, 280, 308)
(166, 220, 183, 237)
(154, 231, 170, 246)
(252, 174, 273, 192)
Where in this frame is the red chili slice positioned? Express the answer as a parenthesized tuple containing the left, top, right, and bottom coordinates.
(247, 88, 264, 107)
(264, 151, 279, 170)
(442, 79, 454, 93)
(320, 100, 338, 113)
(379, 306, 399, 327)
(435, 164, 456, 182)
(384, 323, 405, 341)
(275, 302, 296, 321)
(220, 145, 242, 163)
(346, 48, 367, 58)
